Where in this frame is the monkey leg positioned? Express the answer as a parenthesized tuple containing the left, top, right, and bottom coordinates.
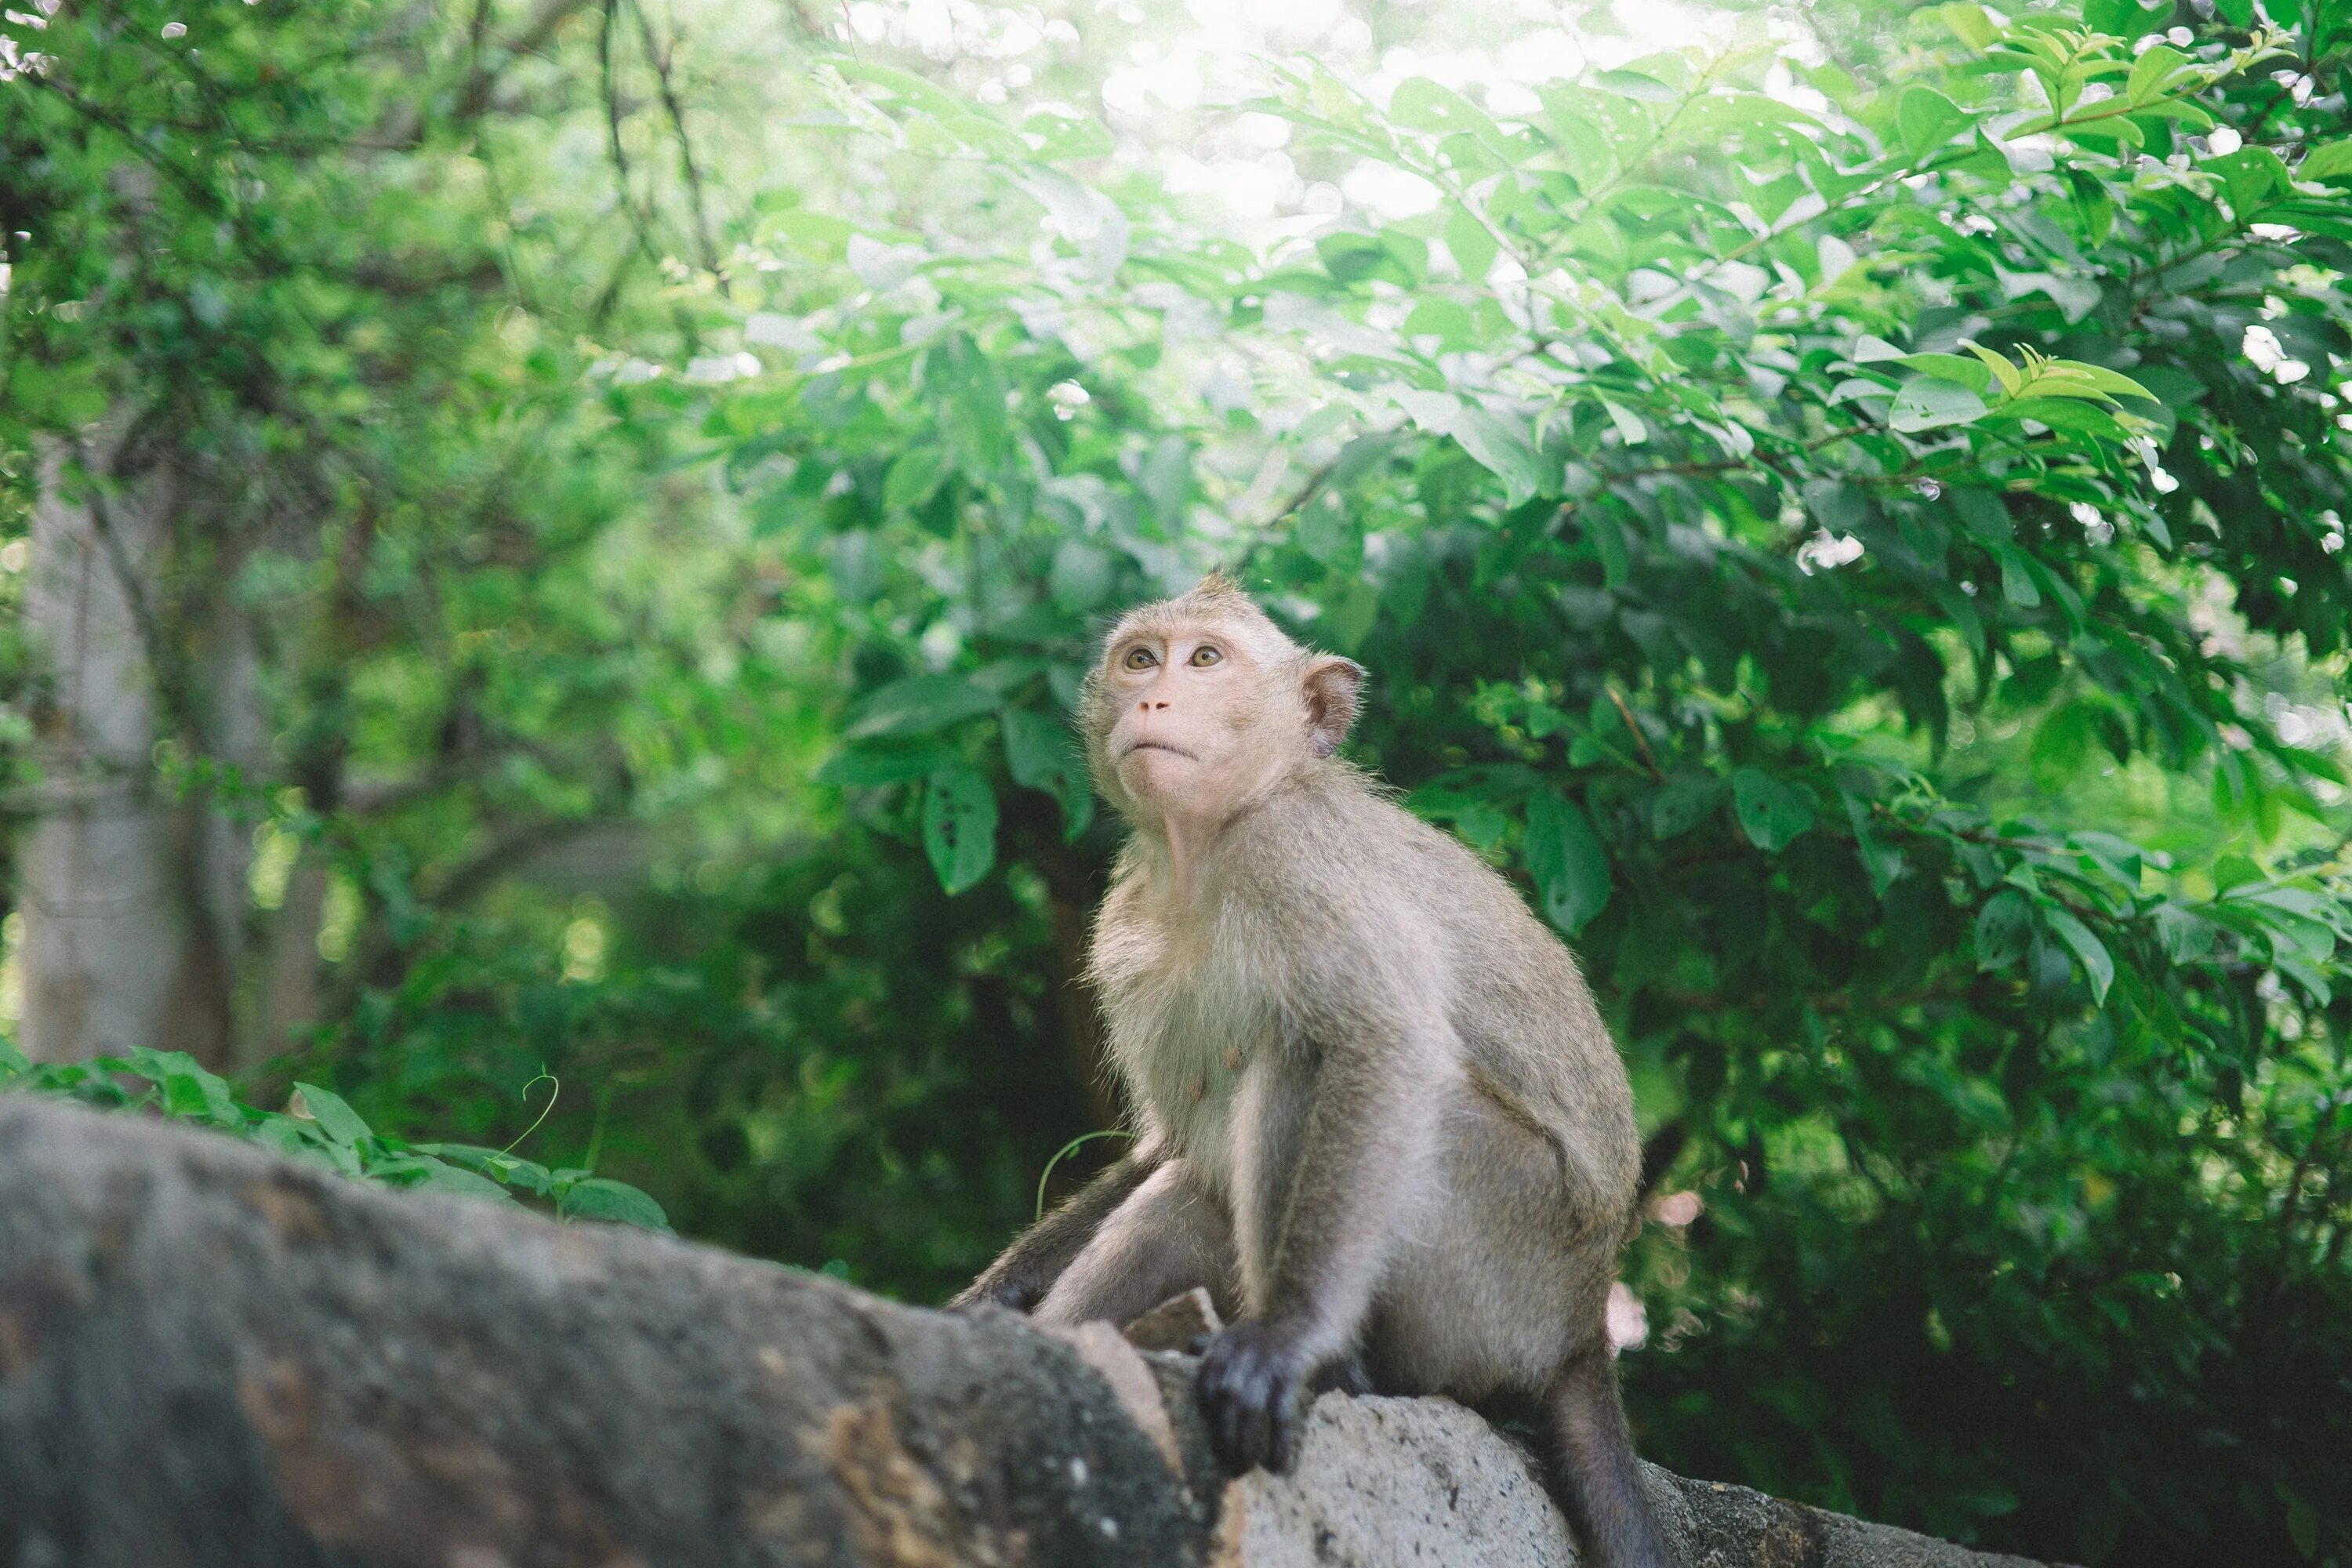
(1033, 1160, 1237, 1330)
(1544, 1345, 1668, 1568)
(950, 1153, 1156, 1312)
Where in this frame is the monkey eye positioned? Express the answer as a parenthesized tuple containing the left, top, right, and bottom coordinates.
(1189, 644, 1222, 667)
(1123, 645, 1158, 670)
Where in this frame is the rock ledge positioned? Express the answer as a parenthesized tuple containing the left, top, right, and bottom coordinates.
(0, 1098, 2053, 1567)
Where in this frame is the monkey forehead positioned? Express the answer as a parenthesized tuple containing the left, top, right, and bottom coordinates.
(1100, 586, 1301, 667)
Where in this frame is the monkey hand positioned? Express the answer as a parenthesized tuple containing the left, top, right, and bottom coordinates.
(1196, 1318, 1317, 1476)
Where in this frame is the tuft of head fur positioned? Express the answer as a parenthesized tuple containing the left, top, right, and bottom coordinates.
(1111, 572, 1300, 666)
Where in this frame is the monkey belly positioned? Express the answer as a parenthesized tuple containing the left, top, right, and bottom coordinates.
(1358, 1091, 1619, 1402)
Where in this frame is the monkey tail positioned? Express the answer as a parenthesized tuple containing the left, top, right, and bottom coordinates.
(1544, 1346, 1672, 1568)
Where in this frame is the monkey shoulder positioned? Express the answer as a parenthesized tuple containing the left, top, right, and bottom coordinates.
(1250, 775, 1535, 927)
(1213, 776, 1481, 989)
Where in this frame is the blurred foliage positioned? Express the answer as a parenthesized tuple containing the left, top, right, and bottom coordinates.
(3, 0, 2351, 1564)
(0, 1039, 671, 1228)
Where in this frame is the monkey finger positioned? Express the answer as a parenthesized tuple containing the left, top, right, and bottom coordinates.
(1201, 1354, 1262, 1472)
(1267, 1392, 1300, 1475)
(1218, 1369, 1265, 1472)
(1229, 1377, 1271, 1473)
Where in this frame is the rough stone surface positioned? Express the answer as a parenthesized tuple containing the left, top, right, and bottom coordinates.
(0, 1098, 2061, 1567)
(1123, 1285, 1222, 1352)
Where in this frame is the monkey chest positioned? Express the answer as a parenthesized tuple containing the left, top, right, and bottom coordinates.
(1096, 947, 1280, 1190)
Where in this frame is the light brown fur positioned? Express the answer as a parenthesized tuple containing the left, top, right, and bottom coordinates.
(954, 575, 1667, 1567)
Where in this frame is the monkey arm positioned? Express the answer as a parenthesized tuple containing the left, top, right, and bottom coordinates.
(948, 1148, 1160, 1313)
(1201, 988, 1450, 1475)
(1260, 1011, 1447, 1357)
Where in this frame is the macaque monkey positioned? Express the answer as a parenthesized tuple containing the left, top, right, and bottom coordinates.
(953, 573, 1668, 1568)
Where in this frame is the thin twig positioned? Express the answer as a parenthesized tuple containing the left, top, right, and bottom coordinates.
(1605, 686, 1666, 781)
(599, 0, 660, 268)
(629, 0, 728, 290)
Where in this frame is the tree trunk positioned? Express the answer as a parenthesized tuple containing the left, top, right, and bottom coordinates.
(17, 422, 258, 1067)
(0, 1095, 2065, 1568)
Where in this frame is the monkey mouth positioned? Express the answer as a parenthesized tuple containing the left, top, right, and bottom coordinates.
(1123, 740, 1196, 760)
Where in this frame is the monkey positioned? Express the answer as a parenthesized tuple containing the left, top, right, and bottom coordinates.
(953, 572, 1669, 1568)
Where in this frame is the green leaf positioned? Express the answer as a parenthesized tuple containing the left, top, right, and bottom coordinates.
(2299, 141, 2352, 182)
(922, 764, 998, 895)
(1650, 773, 1724, 840)
(1996, 543, 2042, 608)
(816, 739, 961, 788)
(1940, 2, 1998, 48)
(1322, 575, 1380, 655)
(1316, 231, 1419, 288)
(405, 1160, 517, 1203)
(1842, 791, 1904, 897)
(1898, 86, 1973, 160)
(846, 675, 1000, 738)
(1022, 107, 1113, 161)
(1000, 709, 1094, 843)
(559, 1178, 673, 1232)
(2213, 853, 2265, 893)
(1962, 342, 2024, 397)
(1524, 791, 1612, 935)
(2125, 44, 2192, 106)
(1450, 407, 1550, 506)
(883, 445, 951, 510)
(2042, 907, 2114, 1005)
(1389, 77, 1508, 149)
(1731, 768, 1816, 852)
(1597, 397, 1647, 447)
(1889, 378, 1988, 433)
(1894, 353, 1993, 393)
(1592, 69, 1676, 103)
(2019, 359, 2159, 404)
(289, 1082, 374, 1146)
(2284, 1488, 2319, 1560)
(1975, 890, 2034, 969)
(1049, 539, 1113, 612)
(1445, 201, 1498, 281)
(2207, 147, 2291, 219)
(920, 332, 1012, 479)
(1139, 436, 1191, 526)
(129, 1048, 241, 1127)
(2156, 903, 2217, 964)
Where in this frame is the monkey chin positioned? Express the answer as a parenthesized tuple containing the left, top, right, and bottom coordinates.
(1114, 742, 1207, 803)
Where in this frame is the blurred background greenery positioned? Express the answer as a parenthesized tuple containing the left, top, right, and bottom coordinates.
(3, 0, 2350, 1561)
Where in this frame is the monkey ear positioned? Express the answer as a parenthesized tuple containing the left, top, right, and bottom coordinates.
(1301, 656, 1366, 759)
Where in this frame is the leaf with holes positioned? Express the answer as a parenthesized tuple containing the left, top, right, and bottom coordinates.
(1732, 769, 1815, 852)
(922, 764, 999, 895)
(1000, 708, 1094, 844)
(1975, 891, 2034, 970)
(1889, 378, 1987, 433)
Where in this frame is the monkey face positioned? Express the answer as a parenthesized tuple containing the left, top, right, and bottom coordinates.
(1081, 578, 1367, 831)
(1098, 625, 1281, 820)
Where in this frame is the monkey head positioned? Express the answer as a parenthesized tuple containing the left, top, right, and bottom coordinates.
(1080, 572, 1364, 832)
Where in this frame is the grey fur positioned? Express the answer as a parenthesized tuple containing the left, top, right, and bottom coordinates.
(953, 579, 1669, 1568)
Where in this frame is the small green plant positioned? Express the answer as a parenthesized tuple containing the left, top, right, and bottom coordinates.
(0, 1043, 670, 1233)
